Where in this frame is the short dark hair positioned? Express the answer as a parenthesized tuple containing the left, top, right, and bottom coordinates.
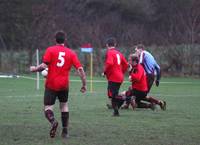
(106, 37, 117, 47)
(130, 53, 139, 63)
(136, 44, 145, 50)
(55, 31, 65, 44)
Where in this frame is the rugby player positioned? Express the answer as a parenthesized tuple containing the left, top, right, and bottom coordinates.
(103, 37, 128, 116)
(30, 31, 86, 138)
(121, 53, 166, 110)
(135, 44, 166, 109)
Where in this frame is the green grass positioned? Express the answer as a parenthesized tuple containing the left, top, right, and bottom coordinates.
(0, 76, 200, 145)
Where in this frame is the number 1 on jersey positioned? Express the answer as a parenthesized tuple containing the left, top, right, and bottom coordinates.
(57, 52, 65, 67)
(116, 54, 121, 65)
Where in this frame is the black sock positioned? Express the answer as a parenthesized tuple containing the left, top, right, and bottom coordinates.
(44, 110, 55, 124)
(137, 102, 150, 108)
(61, 112, 69, 129)
(112, 100, 118, 110)
(117, 99, 124, 108)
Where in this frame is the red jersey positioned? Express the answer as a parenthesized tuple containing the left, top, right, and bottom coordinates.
(43, 44, 82, 91)
(104, 48, 128, 83)
(130, 64, 148, 92)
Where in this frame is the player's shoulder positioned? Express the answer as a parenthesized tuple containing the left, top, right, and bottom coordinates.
(46, 45, 54, 50)
(106, 49, 113, 55)
(44, 46, 55, 53)
(108, 48, 120, 53)
(114, 48, 124, 54)
(65, 47, 76, 54)
(138, 64, 144, 70)
(46, 45, 59, 51)
(143, 50, 153, 57)
(64, 47, 78, 58)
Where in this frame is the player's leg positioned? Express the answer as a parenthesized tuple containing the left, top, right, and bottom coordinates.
(145, 96, 166, 110)
(59, 102, 69, 138)
(115, 94, 125, 109)
(108, 81, 122, 116)
(146, 74, 166, 110)
(58, 89, 69, 138)
(147, 74, 155, 93)
(106, 88, 113, 109)
(137, 101, 155, 110)
(121, 86, 132, 109)
(130, 96, 137, 110)
(44, 88, 58, 138)
(120, 89, 133, 109)
(133, 89, 155, 110)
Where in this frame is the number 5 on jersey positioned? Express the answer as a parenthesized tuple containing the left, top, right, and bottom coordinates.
(57, 52, 65, 67)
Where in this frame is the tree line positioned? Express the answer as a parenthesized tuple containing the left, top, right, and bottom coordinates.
(0, 0, 200, 76)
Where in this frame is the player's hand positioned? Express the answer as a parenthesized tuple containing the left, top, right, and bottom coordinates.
(80, 85, 87, 93)
(30, 66, 37, 72)
(128, 64, 133, 72)
(128, 75, 132, 82)
(101, 72, 105, 77)
(155, 80, 160, 87)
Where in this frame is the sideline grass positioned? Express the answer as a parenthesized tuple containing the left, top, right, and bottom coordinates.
(0, 76, 200, 145)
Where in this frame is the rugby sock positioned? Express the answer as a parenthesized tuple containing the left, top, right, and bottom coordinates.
(61, 112, 69, 128)
(125, 96, 132, 107)
(112, 99, 118, 109)
(148, 96, 160, 104)
(130, 99, 137, 110)
(112, 100, 119, 115)
(115, 96, 125, 108)
(45, 110, 55, 124)
(117, 99, 124, 108)
(137, 102, 151, 108)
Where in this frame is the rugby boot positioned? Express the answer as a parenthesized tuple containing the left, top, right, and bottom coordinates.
(61, 127, 69, 139)
(113, 109, 120, 116)
(160, 101, 166, 110)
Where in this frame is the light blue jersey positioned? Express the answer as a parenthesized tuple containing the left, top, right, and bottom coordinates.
(139, 50, 160, 80)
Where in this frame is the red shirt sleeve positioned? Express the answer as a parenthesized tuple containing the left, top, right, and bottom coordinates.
(43, 47, 51, 64)
(72, 51, 82, 69)
(106, 53, 114, 66)
(104, 51, 113, 73)
(121, 55, 128, 74)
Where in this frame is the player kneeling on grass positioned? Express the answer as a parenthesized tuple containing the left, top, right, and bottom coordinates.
(120, 53, 166, 110)
(30, 31, 86, 139)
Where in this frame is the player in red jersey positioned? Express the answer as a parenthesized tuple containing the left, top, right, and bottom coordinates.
(30, 31, 86, 138)
(121, 53, 166, 110)
(134, 44, 166, 108)
(103, 37, 128, 116)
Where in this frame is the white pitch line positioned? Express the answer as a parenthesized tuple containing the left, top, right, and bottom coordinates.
(2, 75, 200, 85)
(3, 93, 199, 98)
(19, 76, 36, 80)
(0, 75, 20, 78)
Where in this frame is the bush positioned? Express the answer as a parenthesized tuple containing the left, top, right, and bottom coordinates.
(0, 45, 200, 77)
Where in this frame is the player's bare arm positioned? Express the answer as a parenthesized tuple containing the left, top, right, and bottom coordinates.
(128, 75, 132, 82)
(30, 63, 48, 72)
(77, 67, 87, 93)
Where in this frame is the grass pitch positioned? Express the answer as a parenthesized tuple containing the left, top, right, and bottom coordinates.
(0, 76, 200, 145)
